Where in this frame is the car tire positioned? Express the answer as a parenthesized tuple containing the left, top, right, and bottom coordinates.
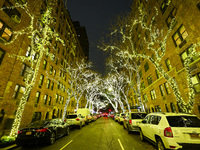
(128, 127, 131, 134)
(79, 123, 82, 129)
(66, 127, 70, 136)
(157, 138, 166, 150)
(123, 123, 126, 129)
(49, 132, 56, 145)
(139, 129, 145, 141)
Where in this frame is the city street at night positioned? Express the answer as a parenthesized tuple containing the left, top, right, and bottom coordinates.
(12, 117, 156, 150)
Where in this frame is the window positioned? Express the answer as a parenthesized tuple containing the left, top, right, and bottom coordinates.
(20, 64, 31, 78)
(44, 95, 48, 105)
(165, 104, 169, 112)
(0, 48, 5, 65)
(172, 24, 188, 47)
(49, 66, 53, 75)
(159, 84, 165, 96)
(165, 58, 172, 71)
(12, 84, 25, 99)
(160, 0, 171, 14)
(144, 62, 149, 72)
(180, 45, 199, 66)
(0, 20, 13, 42)
(25, 46, 31, 57)
(149, 115, 161, 125)
(35, 91, 40, 103)
(55, 94, 58, 103)
(147, 75, 153, 85)
(155, 105, 162, 112)
(191, 74, 200, 93)
(143, 94, 148, 102)
(3, 0, 21, 20)
(150, 89, 156, 100)
(31, 112, 41, 123)
(51, 82, 54, 90)
(170, 102, 177, 112)
(166, 7, 177, 28)
(197, 2, 200, 11)
(39, 74, 44, 88)
(57, 82, 60, 89)
(155, 69, 160, 79)
(43, 60, 47, 70)
(164, 82, 171, 94)
(48, 96, 52, 105)
(53, 69, 56, 76)
(46, 79, 50, 89)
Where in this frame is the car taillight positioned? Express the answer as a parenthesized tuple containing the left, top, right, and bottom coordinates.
(164, 127, 173, 137)
(18, 130, 23, 134)
(76, 118, 80, 121)
(36, 128, 48, 132)
(129, 119, 132, 124)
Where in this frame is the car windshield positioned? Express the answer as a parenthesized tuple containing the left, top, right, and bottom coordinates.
(131, 113, 147, 119)
(26, 120, 50, 127)
(66, 115, 77, 119)
(167, 116, 200, 127)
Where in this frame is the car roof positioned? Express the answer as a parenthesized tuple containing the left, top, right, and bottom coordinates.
(147, 112, 197, 117)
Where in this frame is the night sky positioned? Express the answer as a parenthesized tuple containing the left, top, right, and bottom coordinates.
(66, 0, 133, 75)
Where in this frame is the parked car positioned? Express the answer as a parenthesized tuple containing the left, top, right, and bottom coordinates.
(65, 114, 85, 129)
(91, 114, 97, 121)
(118, 113, 126, 124)
(114, 114, 120, 122)
(16, 118, 70, 146)
(139, 112, 200, 150)
(123, 112, 147, 133)
(77, 108, 91, 124)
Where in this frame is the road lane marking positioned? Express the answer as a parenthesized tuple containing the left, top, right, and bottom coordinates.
(118, 139, 125, 150)
(60, 140, 73, 150)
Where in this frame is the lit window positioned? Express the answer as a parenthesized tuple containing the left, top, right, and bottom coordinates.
(35, 91, 40, 103)
(12, 84, 25, 99)
(20, 64, 31, 78)
(39, 74, 44, 88)
(150, 89, 156, 100)
(191, 75, 200, 93)
(43, 60, 47, 70)
(143, 94, 148, 102)
(172, 24, 188, 47)
(44, 94, 48, 105)
(46, 79, 50, 89)
(147, 75, 153, 85)
(165, 58, 172, 71)
(166, 7, 177, 28)
(48, 96, 52, 105)
(164, 82, 171, 94)
(159, 84, 165, 96)
(0, 20, 12, 42)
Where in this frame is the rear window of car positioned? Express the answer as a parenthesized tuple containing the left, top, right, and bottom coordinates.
(66, 115, 77, 119)
(166, 116, 200, 127)
(131, 113, 147, 119)
(27, 120, 50, 127)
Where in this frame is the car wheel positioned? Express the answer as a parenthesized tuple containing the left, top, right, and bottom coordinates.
(139, 129, 145, 141)
(79, 123, 82, 129)
(66, 127, 70, 136)
(49, 132, 56, 145)
(123, 123, 126, 129)
(157, 138, 166, 150)
(128, 127, 131, 134)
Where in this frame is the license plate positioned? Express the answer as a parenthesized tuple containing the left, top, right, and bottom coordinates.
(26, 131, 32, 135)
(190, 133, 200, 139)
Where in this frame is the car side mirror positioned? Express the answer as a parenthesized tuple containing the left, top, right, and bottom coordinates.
(142, 120, 147, 124)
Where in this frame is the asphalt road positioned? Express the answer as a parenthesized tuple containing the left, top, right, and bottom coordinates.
(14, 117, 156, 150)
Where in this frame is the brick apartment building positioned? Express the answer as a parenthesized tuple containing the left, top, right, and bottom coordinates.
(130, 0, 200, 116)
(0, 0, 87, 136)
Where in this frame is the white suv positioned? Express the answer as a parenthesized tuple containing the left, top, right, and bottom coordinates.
(139, 112, 200, 150)
(65, 114, 85, 129)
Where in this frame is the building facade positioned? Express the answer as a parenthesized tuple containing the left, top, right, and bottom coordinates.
(0, 0, 86, 136)
(130, 0, 200, 117)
